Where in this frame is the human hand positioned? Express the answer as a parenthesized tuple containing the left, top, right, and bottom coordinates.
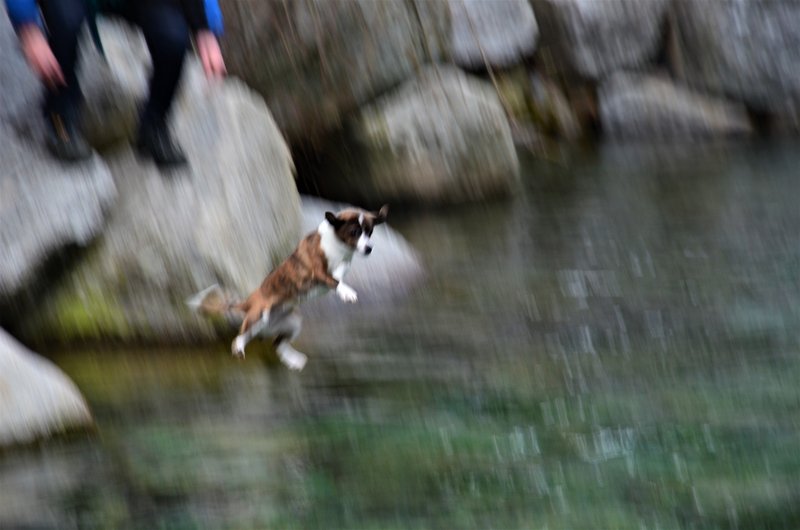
(18, 24, 65, 88)
(196, 30, 226, 81)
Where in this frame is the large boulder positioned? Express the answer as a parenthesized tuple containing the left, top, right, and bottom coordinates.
(449, 0, 538, 70)
(599, 72, 754, 139)
(218, 0, 450, 143)
(0, 29, 117, 315)
(314, 66, 520, 206)
(532, 0, 669, 81)
(670, 0, 800, 113)
(17, 63, 300, 345)
(0, 12, 117, 322)
(0, 328, 92, 447)
(0, 135, 116, 300)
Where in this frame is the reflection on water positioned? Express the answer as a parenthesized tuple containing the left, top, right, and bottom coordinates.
(4, 141, 800, 529)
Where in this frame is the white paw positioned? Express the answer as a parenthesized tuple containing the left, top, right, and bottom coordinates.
(279, 349, 308, 371)
(231, 336, 246, 359)
(336, 283, 358, 303)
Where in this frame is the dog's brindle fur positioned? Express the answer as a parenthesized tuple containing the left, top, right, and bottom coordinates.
(230, 206, 387, 364)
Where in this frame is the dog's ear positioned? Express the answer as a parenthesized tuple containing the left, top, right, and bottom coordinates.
(325, 211, 343, 228)
(374, 204, 389, 225)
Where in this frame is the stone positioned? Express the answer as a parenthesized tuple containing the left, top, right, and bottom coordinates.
(1, 16, 142, 151)
(316, 66, 520, 206)
(0, 133, 116, 299)
(449, 0, 538, 70)
(532, 0, 669, 81)
(0, 328, 92, 447)
(219, 0, 450, 143)
(599, 72, 753, 139)
(19, 65, 301, 345)
(78, 20, 149, 150)
(0, 11, 117, 322)
(494, 69, 583, 145)
(671, 0, 800, 113)
(0, 9, 40, 125)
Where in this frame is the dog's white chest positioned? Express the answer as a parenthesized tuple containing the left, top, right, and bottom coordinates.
(318, 220, 354, 279)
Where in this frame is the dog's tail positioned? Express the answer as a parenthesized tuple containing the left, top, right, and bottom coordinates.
(186, 284, 242, 317)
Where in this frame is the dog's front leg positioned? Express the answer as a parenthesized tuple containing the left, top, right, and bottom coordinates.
(332, 264, 358, 303)
(336, 282, 358, 303)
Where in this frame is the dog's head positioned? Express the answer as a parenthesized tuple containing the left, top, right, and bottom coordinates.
(325, 205, 389, 255)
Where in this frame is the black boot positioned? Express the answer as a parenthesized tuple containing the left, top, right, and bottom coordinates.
(45, 109, 92, 161)
(136, 120, 187, 167)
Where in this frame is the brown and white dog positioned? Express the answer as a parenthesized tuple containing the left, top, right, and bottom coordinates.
(187, 205, 388, 370)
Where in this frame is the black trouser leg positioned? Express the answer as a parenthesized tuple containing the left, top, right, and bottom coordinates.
(38, 0, 88, 117)
(115, 2, 190, 130)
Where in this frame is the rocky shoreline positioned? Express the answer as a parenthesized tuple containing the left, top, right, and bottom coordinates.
(2, 0, 798, 445)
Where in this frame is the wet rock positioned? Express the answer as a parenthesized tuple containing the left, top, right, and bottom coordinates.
(449, 0, 538, 70)
(494, 69, 583, 148)
(0, 10, 117, 320)
(219, 0, 449, 143)
(599, 72, 753, 139)
(315, 66, 520, 206)
(0, 133, 116, 299)
(528, 74, 582, 140)
(20, 65, 300, 345)
(0, 328, 92, 447)
(671, 0, 800, 113)
(764, 104, 800, 136)
(532, 0, 669, 81)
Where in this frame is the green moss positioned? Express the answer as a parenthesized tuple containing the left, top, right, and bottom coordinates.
(49, 284, 132, 342)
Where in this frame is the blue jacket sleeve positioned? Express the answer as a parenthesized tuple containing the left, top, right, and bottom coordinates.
(181, 0, 223, 35)
(204, 0, 223, 35)
(4, 0, 41, 29)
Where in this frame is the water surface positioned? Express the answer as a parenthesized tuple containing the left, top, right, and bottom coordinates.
(3, 141, 800, 529)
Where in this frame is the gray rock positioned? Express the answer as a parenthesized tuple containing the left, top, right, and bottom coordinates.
(20, 64, 301, 344)
(1, 16, 140, 149)
(219, 0, 450, 143)
(78, 20, 149, 150)
(300, 196, 424, 306)
(528, 73, 582, 140)
(317, 66, 520, 206)
(0, 328, 92, 447)
(0, 9, 40, 125)
(449, 0, 538, 70)
(0, 133, 116, 297)
(599, 72, 753, 139)
(533, 0, 669, 81)
(671, 0, 800, 113)
(0, 11, 117, 315)
(766, 103, 800, 135)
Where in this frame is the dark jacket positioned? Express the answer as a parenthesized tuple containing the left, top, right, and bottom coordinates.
(4, 0, 223, 34)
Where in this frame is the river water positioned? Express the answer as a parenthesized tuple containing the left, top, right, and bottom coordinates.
(3, 141, 800, 529)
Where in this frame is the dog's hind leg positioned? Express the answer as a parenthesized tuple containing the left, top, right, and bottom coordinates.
(273, 310, 306, 371)
(232, 306, 272, 359)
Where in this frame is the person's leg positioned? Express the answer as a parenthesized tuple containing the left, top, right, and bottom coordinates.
(38, 0, 91, 160)
(118, 2, 191, 165)
(138, 4, 190, 130)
